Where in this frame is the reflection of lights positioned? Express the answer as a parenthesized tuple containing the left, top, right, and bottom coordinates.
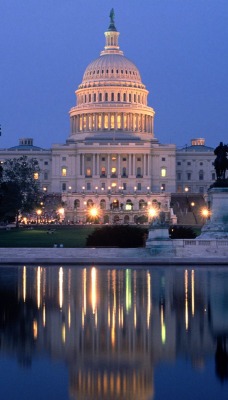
(191, 270, 195, 316)
(23, 266, 26, 302)
(161, 304, 166, 344)
(62, 323, 66, 344)
(185, 270, 189, 331)
(83, 268, 87, 316)
(33, 320, 38, 339)
(37, 266, 41, 309)
(91, 267, 97, 314)
(43, 305, 46, 327)
(68, 305, 71, 329)
(126, 269, 132, 313)
(147, 271, 151, 328)
(59, 267, 63, 309)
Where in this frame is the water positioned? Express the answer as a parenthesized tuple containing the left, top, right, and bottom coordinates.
(0, 264, 228, 400)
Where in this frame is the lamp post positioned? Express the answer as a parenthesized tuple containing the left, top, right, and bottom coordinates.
(36, 209, 42, 224)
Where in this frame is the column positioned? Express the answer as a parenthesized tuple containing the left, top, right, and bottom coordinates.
(133, 155, 136, 176)
(143, 155, 146, 177)
(118, 154, 121, 177)
(129, 154, 131, 177)
(93, 154, 96, 176)
(108, 154, 110, 177)
(82, 154, 85, 176)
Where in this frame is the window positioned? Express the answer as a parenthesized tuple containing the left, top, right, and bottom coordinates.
(122, 167, 127, 177)
(187, 162, 191, 166)
(162, 157, 166, 161)
(62, 183, 66, 191)
(137, 183, 141, 190)
(111, 93, 114, 101)
(86, 157, 91, 161)
(123, 157, 126, 161)
(123, 183, 127, 190)
(86, 168, 92, 177)
(177, 172, 181, 180)
(111, 167, 116, 176)
(44, 161, 48, 165)
(177, 162, 181, 166)
(93, 93, 96, 102)
(44, 172, 48, 180)
(199, 170, 204, 180)
(117, 93, 120, 101)
(105, 93, 108, 101)
(99, 93, 102, 101)
(199, 187, 204, 194)
(200, 162, 203, 166)
(129, 94, 132, 102)
(187, 173, 191, 181)
(74, 199, 80, 209)
(61, 168, 67, 177)
(34, 172, 39, 180)
(161, 184, 165, 191)
(136, 167, 142, 177)
(101, 157, 105, 161)
(123, 93, 126, 101)
(101, 167, 106, 176)
(161, 168, 166, 177)
(101, 182, 105, 189)
(212, 172, 216, 180)
(137, 158, 141, 161)
(86, 182, 91, 191)
(100, 199, 106, 210)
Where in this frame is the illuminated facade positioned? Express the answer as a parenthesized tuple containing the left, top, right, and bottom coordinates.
(0, 13, 215, 223)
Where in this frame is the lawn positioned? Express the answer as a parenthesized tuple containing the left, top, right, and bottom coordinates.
(0, 226, 95, 248)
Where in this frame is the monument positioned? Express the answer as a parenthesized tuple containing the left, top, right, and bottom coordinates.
(199, 142, 228, 239)
(146, 142, 228, 257)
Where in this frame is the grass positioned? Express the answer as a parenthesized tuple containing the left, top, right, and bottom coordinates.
(0, 225, 95, 248)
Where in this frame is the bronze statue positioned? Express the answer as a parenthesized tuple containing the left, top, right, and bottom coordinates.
(109, 8, 115, 24)
(213, 142, 228, 180)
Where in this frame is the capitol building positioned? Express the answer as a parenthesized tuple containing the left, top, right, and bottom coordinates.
(0, 12, 215, 224)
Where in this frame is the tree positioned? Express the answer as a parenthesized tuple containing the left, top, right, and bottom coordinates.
(0, 156, 40, 226)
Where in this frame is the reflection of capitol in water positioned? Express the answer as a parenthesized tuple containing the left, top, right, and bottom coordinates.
(3, 266, 227, 399)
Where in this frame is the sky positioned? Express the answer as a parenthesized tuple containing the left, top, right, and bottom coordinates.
(0, 0, 227, 149)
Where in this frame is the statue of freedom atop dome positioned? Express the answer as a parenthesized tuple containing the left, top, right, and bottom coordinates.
(213, 141, 228, 180)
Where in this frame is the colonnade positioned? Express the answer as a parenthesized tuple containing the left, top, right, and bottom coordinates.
(79, 153, 150, 177)
(70, 112, 154, 134)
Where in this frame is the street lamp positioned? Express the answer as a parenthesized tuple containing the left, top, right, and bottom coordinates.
(36, 209, 42, 224)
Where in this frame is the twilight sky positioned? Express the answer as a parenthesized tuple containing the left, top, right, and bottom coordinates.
(0, 0, 227, 149)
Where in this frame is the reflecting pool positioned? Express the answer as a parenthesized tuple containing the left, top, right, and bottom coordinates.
(0, 265, 228, 400)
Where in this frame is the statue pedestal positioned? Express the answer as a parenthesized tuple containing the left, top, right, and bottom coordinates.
(199, 187, 228, 239)
(146, 224, 174, 256)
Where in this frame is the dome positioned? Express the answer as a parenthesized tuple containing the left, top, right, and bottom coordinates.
(82, 54, 142, 85)
(79, 10, 144, 89)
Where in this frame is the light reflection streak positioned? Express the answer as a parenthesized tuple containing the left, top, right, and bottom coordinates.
(23, 266, 26, 302)
(43, 304, 46, 327)
(191, 270, 195, 316)
(59, 267, 63, 309)
(37, 266, 41, 309)
(160, 304, 166, 344)
(185, 269, 189, 330)
(134, 271, 137, 328)
(33, 319, 38, 339)
(91, 267, 97, 314)
(83, 268, 87, 316)
(147, 271, 151, 328)
(126, 269, 132, 313)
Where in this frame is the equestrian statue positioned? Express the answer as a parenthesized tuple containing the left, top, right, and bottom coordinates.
(213, 142, 228, 180)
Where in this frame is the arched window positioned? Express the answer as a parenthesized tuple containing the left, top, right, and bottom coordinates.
(126, 199, 133, 211)
(124, 215, 130, 224)
(74, 199, 80, 209)
(100, 199, 106, 210)
(139, 199, 146, 210)
(99, 93, 102, 101)
(87, 199, 93, 208)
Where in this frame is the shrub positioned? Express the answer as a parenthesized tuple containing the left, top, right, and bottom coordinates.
(86, 226, 148, 247)
(169, 226, 197, 239)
